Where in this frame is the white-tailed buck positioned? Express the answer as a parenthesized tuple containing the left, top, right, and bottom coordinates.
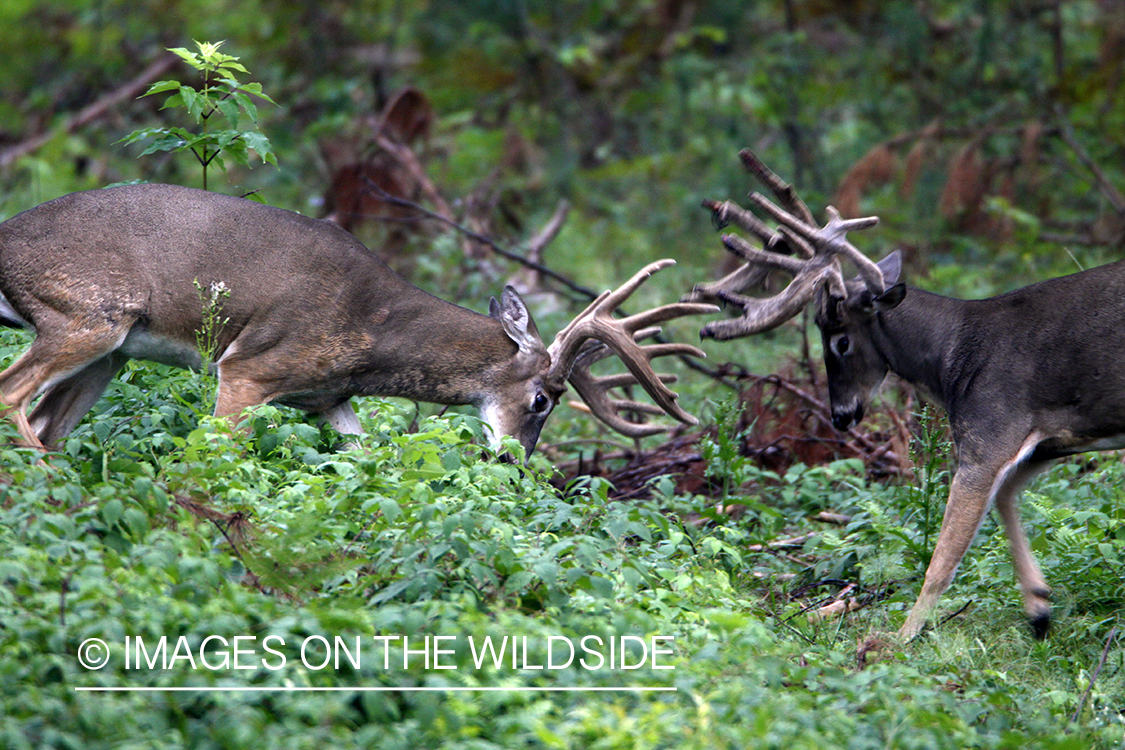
(688, 148, 1125, 640)
(0, 184, 716, 458)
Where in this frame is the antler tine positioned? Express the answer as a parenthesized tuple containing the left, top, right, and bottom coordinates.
(698, 260, 832, 340)
(692, 151, 886, 342)
(739, 148, 816, 225)
(704, 198, 811, 260)
(683, 262, 770, 305)
(822, 207, 887, 294)
(683, 232, 808, 306)
(565, 332, 705, 438)
(749, 194, 885, 294)
(546, 260, 717, 435)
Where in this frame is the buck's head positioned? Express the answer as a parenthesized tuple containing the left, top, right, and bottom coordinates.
(486, 261, 717, 461)
(486, 286, 561, 459)
(815, 252, 906, 431)
(688, 148, 905, 435)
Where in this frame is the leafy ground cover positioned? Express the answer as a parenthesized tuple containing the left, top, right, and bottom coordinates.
(2, 2, 1125, 746)
(1, 331, 1122, 748)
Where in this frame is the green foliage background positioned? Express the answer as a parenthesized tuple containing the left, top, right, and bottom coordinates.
(1, 1, 1125, 747)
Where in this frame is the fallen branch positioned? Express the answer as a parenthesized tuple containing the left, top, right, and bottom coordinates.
(0, 52, 180, 169)
(815, 511, 852, 525)
(809, 597, 864, 621)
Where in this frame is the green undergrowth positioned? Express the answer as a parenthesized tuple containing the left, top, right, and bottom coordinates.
(0, 347, 1123, 747)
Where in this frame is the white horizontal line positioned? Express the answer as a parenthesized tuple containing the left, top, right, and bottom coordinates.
(75, 686, 677, 693)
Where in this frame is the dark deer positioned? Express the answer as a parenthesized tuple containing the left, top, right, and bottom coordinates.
(0, 184, 716, 458)
(688, 148, 1125, 640)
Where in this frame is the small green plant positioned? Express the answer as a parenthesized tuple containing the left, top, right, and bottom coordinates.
(193, 278, 230, 371)
(119, 40, 277, 190)
(907, 405, 953, 561)
(700, 396, 754, 504)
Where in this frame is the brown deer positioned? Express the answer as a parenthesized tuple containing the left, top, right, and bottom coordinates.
(0, 183, 716, 458)
(688, 148, 1125, 641)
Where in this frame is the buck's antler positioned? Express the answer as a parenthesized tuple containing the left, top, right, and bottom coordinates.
(685, 149, 883, 340)
(547, 260, 717, 436)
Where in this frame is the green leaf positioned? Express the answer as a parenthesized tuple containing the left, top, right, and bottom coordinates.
(232, 92, 259, 123)
(441, 450, 462, 472)
(136, 135, 183, 156)
(370, 577, 412, 605)
(159, 91, 184, 111)
(178, 87, 203, 121)
(216, 98, 241, 128)
(239, 81, 277, 105)
(379, 498, 401, 523)
(139, 80, 183, 98)
(167, 46, 201, 68)
(101, 498, 124, 528)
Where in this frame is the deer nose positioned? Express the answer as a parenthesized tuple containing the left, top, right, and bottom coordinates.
(832, 401, 864, 431)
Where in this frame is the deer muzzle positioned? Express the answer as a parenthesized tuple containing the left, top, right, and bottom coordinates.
(832, 400, 864, 432)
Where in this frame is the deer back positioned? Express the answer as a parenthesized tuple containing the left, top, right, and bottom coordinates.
(0, 184, 551, 453)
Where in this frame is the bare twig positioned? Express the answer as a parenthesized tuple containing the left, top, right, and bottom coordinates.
(373, 134, 458, 226)
(1070, 625, 1119, 724)
(1055, 109, 1125, 212)
(360, 175, 601, 300)
(936, 600, 974, 629)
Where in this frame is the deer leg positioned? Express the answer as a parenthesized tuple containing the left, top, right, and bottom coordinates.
(899, 467, 996, 640)
(993, 460, 1052, 639)
(899, 433, 1042, 640)
(28, 352, 130, 448)
(319, 400, 363, 436)
(0, 323, 132, 448)
(212, 356, 280, 428)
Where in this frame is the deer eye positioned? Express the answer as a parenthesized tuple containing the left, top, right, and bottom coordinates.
(532, 392, 551, 414)
(832, 334, 851, 357)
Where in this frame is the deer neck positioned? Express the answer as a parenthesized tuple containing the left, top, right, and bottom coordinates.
(872, 287, 966, 408)
(351, 293, 521, 407)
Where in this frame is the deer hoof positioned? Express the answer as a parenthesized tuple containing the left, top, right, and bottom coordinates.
(1030, 612, 1050, 640)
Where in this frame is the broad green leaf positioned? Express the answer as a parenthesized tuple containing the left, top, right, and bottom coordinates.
(239, 81, 277, 105)
(216, 98, 241, 128)
(167, 46, 201, 68)
(233, 92, 259, 123)
(178, 87, 203, 121)
(139, 80, 183, 97)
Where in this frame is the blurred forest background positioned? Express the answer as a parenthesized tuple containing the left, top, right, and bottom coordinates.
(5, 3, 1125, 747)
(3, 0, 1123, 294)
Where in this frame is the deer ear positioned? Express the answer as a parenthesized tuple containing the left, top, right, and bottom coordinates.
(877, 250, 902, 286)
(493, 285, 543, 354)
(875, 283, 907, 311)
